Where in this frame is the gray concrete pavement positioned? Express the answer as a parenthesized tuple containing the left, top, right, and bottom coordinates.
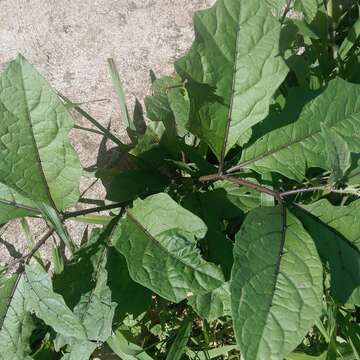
(0, 0, 214, 263)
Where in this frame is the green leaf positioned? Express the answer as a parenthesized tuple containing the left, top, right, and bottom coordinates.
(296, 200, 360, 304)
(0, 55, 82, 210)
(187, 345, 238, 360)
(0, 183, 37, 224)
(188, 282, 231, 321)
(294, 0, 318, 22)
(112, 193, 225, 302)
(321, 124, 351, 183)
(239, 79, 360, 181)
(0, 275, 34, 360)
(107, 329, 154, 360)
(24, 263, 87, 340)
(60, 341, 98, 360)
(145, 76, 190, 138)
(339, 17, 360, 59)
(231, 206, 323, 360)
(108, 58, 135, 132)
(175, 0, 288, 159)
(166, 320, 192, 360)
(72, 246, 116, 342)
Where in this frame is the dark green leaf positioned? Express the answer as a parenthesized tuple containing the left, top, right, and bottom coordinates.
(231, 206, 323, 360)
(166, 320, 192, 360)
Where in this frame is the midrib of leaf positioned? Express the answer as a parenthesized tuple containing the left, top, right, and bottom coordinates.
(219, 3, 242, 171)
(253, 205, 287, 358)
(18, 63, 57, 210)
(0, 198, 38, 213)
(126, 212, 219, 282)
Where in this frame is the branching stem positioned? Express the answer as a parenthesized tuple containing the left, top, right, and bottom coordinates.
(62, 202, 126, 219)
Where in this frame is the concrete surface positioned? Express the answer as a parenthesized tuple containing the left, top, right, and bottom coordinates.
(0, 0, 214, 264)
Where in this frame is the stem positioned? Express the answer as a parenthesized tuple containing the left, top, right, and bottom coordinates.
(58, 93, 130, 151)
(199, 174, 281, 200)
(4, 228, 54, 270)
(279, 185, 327, 198)
(280, 0, 292, 24)
(63, 202, 126, 219)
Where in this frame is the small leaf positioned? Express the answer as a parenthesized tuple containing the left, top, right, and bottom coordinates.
(188, 282, 231, 321)
(24, 263, 87, 340)
(321, 124, 351, 184)
(0, 55, 82, 210)
(166, 320, 192, 360)
(231, 206, 323, 360)
(112, 193, 224, 302)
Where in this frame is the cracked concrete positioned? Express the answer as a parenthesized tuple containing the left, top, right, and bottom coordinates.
(0, 0, 214, 264)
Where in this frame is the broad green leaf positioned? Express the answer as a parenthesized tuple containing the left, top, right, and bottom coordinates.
(294, 0, 318, 22)
(321, 124, 351, 183)
(0, 55, 82, 210)
(0, 275, 34, 360)
(297, 200, 360, 304)
(231, 207, 323, 360)
(166, 320, 192, 360)
(112, 193, 224, 302)
(239, 79, 360, 181)
(188, 282, 231, 321)
(0, 183, 37, 224)
(175, 0, 288, 159)
(339, 18, 360, 59)
(107, 329, 154, 360)
(24, 263, 87, 340)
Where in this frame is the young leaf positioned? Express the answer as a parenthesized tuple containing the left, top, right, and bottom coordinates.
(231, 206, 323, 360)
(238, 79, 360, 181)
(339, 17, 360, 59)
(295, 200, 360, 305)
(108, 58, 135, 132)
(0, 275, 34, 360)
(0, 55, 82, 210)
(175, 0, 288, 159)
(166, 319, 192, 360)
(111, 193, 225, 302)
(321, 124, 351, 184)
(188, 282, 231, 321)
(24, 263, 87, 340)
